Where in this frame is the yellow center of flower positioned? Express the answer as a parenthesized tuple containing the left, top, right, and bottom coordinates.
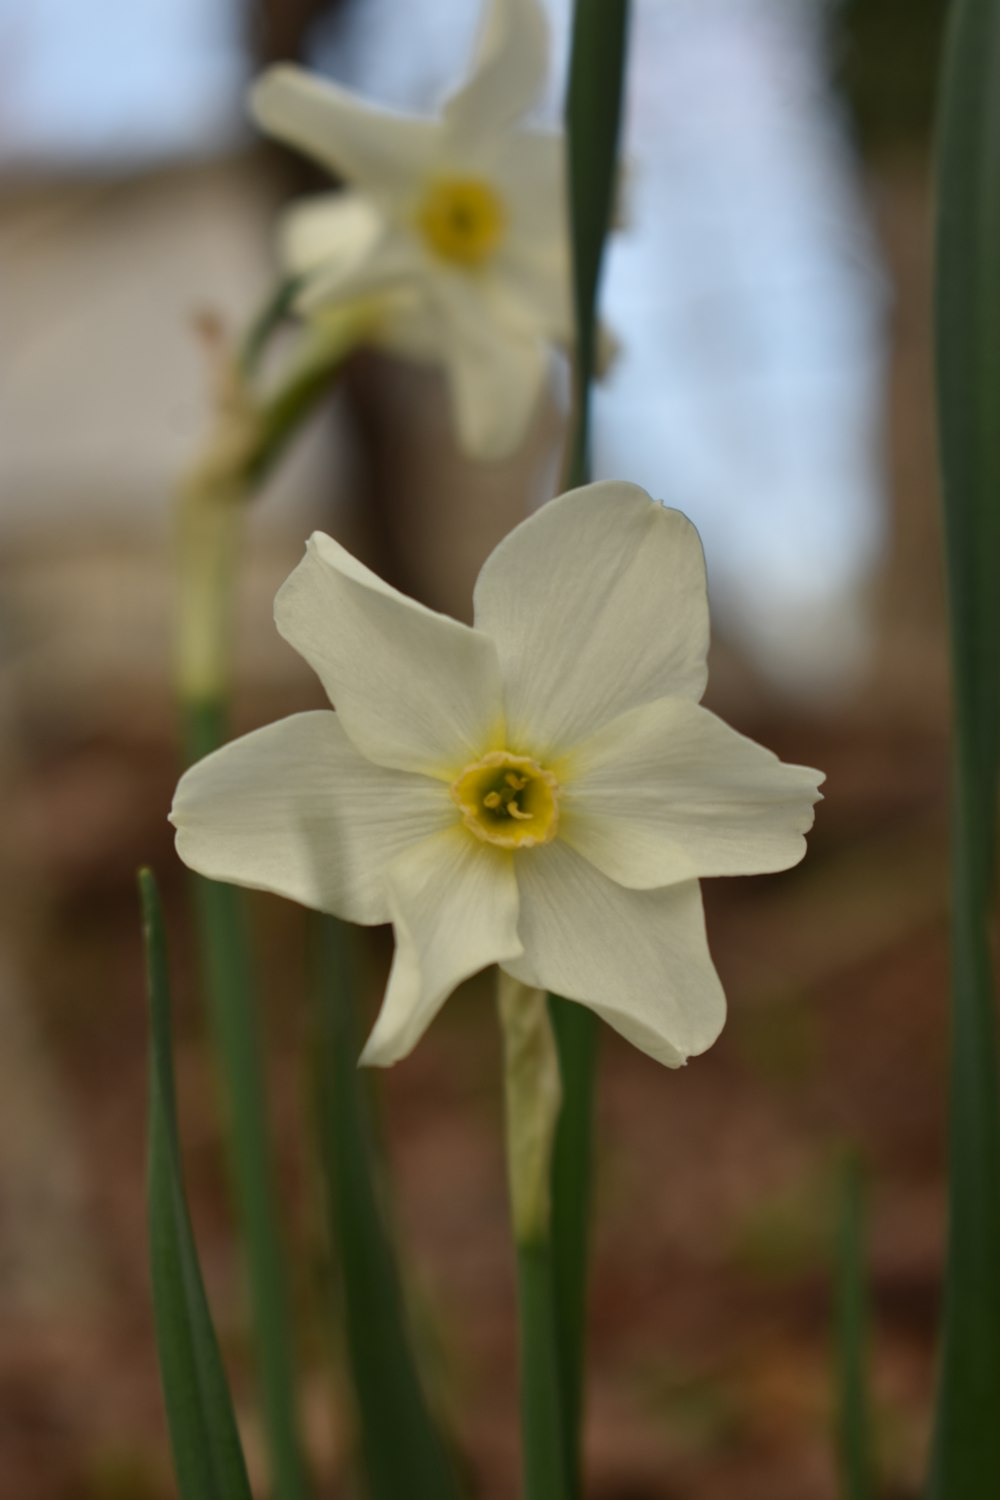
(450, 751, 560, 850)
(416, 177, 506, 267)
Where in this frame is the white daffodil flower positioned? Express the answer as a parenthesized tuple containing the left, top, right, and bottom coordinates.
(171, 482, 823, 1070)
(250, 0, 571, 461)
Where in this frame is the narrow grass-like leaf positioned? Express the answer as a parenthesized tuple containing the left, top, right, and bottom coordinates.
(834, 1152, 873, 1500)
(516, 1242, 569, 1500)
(547, 995, 597, 1486)
(562, 0, 630, 491)
(141, 867, 255, 1500)
(182, 702, 310, 1500)
(551, 4, 631, 1491)
(929, 1, 1000, 1493)
(312, 914, 462, 1500)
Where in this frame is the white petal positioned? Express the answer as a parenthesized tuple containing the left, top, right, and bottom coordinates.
(278, 191, 382, 280)
(503, 841, 725, 1067)
(490, 243, 572, 345)
(275, 532, 503, 776)
(435, 274, 549, 460)
(295, 222, 423, 317)
(443, 0, 549, 141)
(361, 827, 522, 1066)
(490, 130, 568, 258)
(251, 65, 437, 194)
(559, 697, 825, 888)
(473, 482, 709, 756)
(170, 711, 453, 923)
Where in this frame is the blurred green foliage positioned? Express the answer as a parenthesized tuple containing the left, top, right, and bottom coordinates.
(833, 0, 947, 147)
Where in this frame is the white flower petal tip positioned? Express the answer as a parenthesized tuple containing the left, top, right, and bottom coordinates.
(560, 699, 825, 889)
(503, 848, 727, 1071)
(474, 482, 710, 754)
(249, 65, 433, 191)
(273, 530, 503, 777)
(170, 712, 453, 924)
(358, 831, 523, 1068)
(443, 0, 550, 138)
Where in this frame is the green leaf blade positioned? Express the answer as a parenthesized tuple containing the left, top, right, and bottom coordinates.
(313, 915, 462, 1500)
(181, 701, 311, 1500)
(141, 867, 255, 1500)
(551, 4, 631, 1492)
(563, 0, 631, 490)
(930, 0, 1000, 1492)
(834, 1153, 873, 1500)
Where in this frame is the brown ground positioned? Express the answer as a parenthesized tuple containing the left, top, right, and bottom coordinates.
(0, 154, 954, 1499)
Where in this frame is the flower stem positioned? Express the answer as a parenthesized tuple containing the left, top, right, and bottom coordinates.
(499, 974, 568, 1500)
(515, 1241, 569, 1500)
(834, 1150, 874, 1500)
(312, 916, 462, 1500)
(548, 998, 598, 1484)
(172, 300, 368, 1500)
(551, 4, 631, 1491)
(181, 698, 310, 1500)
(927, 0, 1000, 1489)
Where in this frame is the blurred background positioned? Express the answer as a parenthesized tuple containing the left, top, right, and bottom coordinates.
(0, 1, 952, 1496)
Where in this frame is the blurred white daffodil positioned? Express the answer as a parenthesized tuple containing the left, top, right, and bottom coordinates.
(250, 0, 571, 461)
(171, 482, 823, 1069)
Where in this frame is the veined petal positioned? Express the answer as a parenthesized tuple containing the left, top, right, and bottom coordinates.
(503, 840, 725, 1067)
(170, 711, 453, 924)
(278, 191, 382, 280)
(275, 532, 503, 777)
(442, 0, 549, 141)
(559, 697, 825, 888)
(473, 482, 710, 757)
(435, 274, 549, 460)
(360, 827, 522, 1066)
(251, 65, 437, 194)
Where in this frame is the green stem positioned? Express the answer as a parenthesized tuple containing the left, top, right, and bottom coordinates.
(516, 1242, 569, 1500)
(499, 975, 567, 1500)
(312, 917, 462, 1500)
(239, 275, 305, 378)
(563, 0, 631, 492)
(549, 8, 631, 1490)
(548, 997, 598, 1480)
(928, 0, 1000, 1492)
(181, 700, 310, 1500)
(245, 307, 374, 488)
(171, 313, 367, 1500)
(834, 1152, 873, 1500)
(141, 869, 256, 1500)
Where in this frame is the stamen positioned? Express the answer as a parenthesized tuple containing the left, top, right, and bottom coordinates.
(449, 750, 560, 850)
(417, 177, 506, 267)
